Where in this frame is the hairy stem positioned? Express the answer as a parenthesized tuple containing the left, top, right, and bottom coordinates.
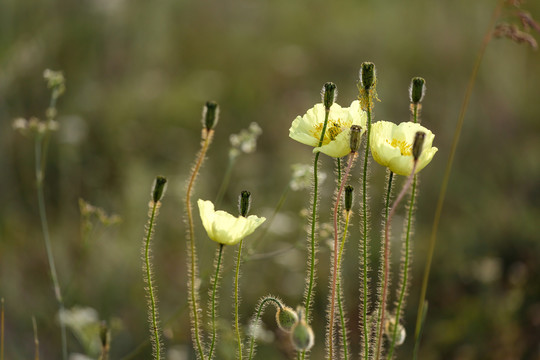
(144, 200, 163, 359)
(248, 296, 283, 360)
(208, 244, 224, 360)
(376, 162, 418, 360)
(337, 213, 352, 360)
(186, 130, 214, 360)
(328, 153, 356, 359)
(235, 240, 244, 360)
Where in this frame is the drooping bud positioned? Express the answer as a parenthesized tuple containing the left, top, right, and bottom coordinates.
(409, 77, 426, 104)
(360, 62, 376, 90)
(384, 317, 406, 346)
(349, 125, 362, 153)
(412, 131, 426, 161)
(152, 176, 168, 202)
(202, 101, 219, 131)
(322, 82, 337, 110)
(344, 185, 354, 212)
(238, 190, 251, 217)
(276, 306, 298, 332)
(290, 307, 314, 352)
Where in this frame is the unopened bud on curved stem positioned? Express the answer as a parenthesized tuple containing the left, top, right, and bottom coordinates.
(413, 131, 426, 161)
(322, 82, 337, 110)
(238, 190, 251, 217)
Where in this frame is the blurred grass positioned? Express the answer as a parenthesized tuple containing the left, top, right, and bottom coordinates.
(1, 0, 540, 359)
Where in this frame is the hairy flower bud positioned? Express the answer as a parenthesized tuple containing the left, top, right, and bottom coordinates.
(412, 131, 426, 161)
(349, 125, 362, 153)
(276, 306, 298, 332)
(152, 176, 167, 202)
(344, 185, 354, 212)
(202, 101, 219, 131)
(409, 77, 426, 104)
(322, 82, 337, 110)
(360, 62, 376, 90)
(238, 190, 251, 217)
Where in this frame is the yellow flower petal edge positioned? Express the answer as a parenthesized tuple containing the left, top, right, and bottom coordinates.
(370, 121, 438, 176)
(197, 199, 266, 246)
(289, 100, 367, 158)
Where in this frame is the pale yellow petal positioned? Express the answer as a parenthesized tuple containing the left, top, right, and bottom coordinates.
(197, 199, 216, 240)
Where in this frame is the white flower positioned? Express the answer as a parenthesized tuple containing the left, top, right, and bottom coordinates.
(197, 199, 266, 245)
(370, 121, 438, 176)
(289, 100, 367, 158)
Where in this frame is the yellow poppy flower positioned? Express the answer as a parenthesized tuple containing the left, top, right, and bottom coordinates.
(197, 200, 266, 246)
(370, 121, 438, 176)
(289, 100, 367, 158)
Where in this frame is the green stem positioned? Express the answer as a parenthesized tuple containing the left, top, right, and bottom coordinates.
(302, 106, 331, 360)
(375, 162, 418, 360)
(387, 176, 416, 359)
(329, 153, 356, 360)
(414, 0, 504, 350)
(208, 244, 224, 360)
(248, 296, 283, 360)
(361, 101, 372, 360)
(235, 240, 244, 360)
(186, 131, 214, 360)
(337, 213, 351, 360)
(251, 184, 290, 250)
(35, 133, 68, 360)
(1, 298, 4, 360)
(144, 201, 162, 360)
(374, 171, 394, 357)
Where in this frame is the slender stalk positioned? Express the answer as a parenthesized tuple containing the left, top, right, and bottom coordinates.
(375, 162, 418, 360)
(374, 171, 394, 356)
(251, 184, 290, 249)
(302, 106, 331, 360)
(414, 0, 505, 348)
(235, 240, 244, 360)
(387, 176, 416, 359)
(328, 153, 356, 359)
(186, 130, 214, 360)
(1, 298, 4, 360)
(32, 316, 40, 360)
(144, 200, 162, 360)
(34, 133, 68, 360)
(337, 213, 352, 360)
(248, 296, 283, 360)
(208, 244, 224, 360)
(361, 101, 373, 360)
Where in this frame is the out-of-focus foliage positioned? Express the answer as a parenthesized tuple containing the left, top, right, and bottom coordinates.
(1, 0, 539, 359)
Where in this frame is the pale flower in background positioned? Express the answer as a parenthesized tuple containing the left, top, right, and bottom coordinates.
(197, 199, 266, 246)
(370, 121, 438, 176)
(289, 163, 327, 191)
(289, 100, 366, 158)
(229, 122, 263, 158)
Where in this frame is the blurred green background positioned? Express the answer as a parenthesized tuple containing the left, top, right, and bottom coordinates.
(1, 0, 540, 359)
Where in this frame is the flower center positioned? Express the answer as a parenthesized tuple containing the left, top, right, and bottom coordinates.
(313, 118, 346, 144)
(389, 138, 412, 156)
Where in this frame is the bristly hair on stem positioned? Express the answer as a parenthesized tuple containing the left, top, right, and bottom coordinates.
(185, 101, 219, 360)
(207, 244, 224, 360)
(143, 177, 167, 360)
(248, 295, 284, 360)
